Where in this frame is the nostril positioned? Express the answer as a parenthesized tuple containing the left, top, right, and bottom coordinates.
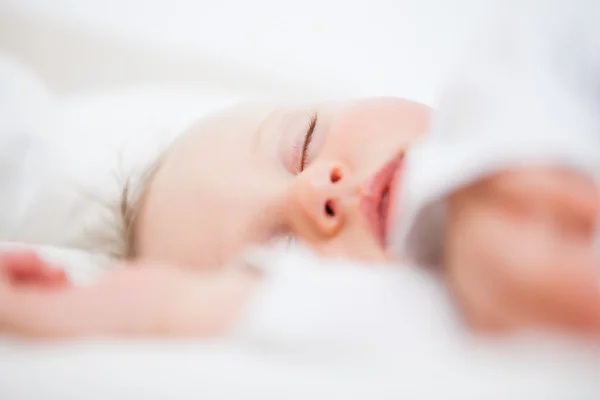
(324, 200, 336, 217)
(330, 167, 342, 183)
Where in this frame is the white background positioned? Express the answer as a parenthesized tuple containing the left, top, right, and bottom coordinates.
(0, 0, 494, 102)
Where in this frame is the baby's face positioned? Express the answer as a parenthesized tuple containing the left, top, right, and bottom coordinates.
(136, 97, 430, 268)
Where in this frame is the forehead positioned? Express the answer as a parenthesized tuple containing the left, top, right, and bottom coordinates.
(187, 104, 276, 144)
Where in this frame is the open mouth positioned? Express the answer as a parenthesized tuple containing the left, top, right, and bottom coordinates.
(360, 153, 404, 248)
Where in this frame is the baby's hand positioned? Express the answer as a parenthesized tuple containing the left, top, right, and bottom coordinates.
(0, 251, 70, 288)
(445, 167, 600, 336)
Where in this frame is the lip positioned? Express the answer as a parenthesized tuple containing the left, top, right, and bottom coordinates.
(360, 153, 404, 248)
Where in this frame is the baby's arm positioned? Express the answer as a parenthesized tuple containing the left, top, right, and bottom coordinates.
(398, 0, 600, 334)
(0, 247, 453, 352)
(0, 253, 256, 338)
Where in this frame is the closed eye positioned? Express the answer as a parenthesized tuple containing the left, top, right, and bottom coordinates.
(299, 113, 317, 172)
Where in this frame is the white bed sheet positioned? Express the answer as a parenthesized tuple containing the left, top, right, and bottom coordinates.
(1, 339, 599, 400)
(1, 242, 600, 399)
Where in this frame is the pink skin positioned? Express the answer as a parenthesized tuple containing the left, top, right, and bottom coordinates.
(0, 252, 253, 337)
(137, 98, 430, 268)
(0, 97, 431, 338)
(446, 168, 600, 336)
(0, 252, 69, 288)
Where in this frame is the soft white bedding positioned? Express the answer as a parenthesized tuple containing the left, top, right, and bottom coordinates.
(2, 245, 600, 399)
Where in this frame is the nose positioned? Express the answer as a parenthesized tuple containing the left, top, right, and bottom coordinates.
(289, 162, 357, 238)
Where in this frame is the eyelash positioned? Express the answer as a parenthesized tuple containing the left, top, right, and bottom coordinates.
(299, 113, 318, 172)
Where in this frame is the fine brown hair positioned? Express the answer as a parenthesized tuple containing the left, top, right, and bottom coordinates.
(119, 155, 164, 260)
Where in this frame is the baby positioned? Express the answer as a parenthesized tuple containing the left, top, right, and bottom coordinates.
(0, 97, 433, 338)
(2, 0, 600, 340)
